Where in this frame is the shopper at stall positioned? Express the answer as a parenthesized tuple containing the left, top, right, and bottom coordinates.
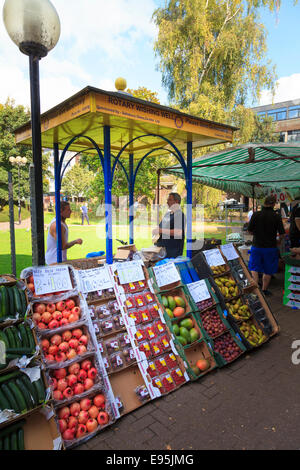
(153, 192, 186, 258)
(45, 201, 83, 265)
(247, 195, 285, 296)
(289, 200, 300, 248)
(80, 203, 90, 225)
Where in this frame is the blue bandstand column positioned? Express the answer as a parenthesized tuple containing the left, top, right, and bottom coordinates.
(186, 141, 193, 259)
(129, 153, 134, 245)
(54, 143, 63, 263)
(104, 126, 113, 264)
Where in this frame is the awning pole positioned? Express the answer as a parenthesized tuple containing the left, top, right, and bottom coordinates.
(156, 169, 161, 227)
(186, 142, 193, 258)
(129, 153, 134, 245)
(104, 126, 113, 264)
(54, 143, 62, 263)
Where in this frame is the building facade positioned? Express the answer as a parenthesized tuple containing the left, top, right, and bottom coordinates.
(252, 98, 300, 143)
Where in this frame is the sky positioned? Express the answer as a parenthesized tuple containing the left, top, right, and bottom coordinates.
(0, 0, 299, 113)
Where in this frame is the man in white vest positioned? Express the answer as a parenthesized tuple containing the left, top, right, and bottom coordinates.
(45, 201, 83, 265)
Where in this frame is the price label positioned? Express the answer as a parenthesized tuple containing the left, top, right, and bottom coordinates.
(220, 243, 239, 261)
(187, 280, 211, 303)
(152, 262, 180, 288)
(78, 266, 113, 293)
(203, 248, 225, 267)
(33, 266, 72, 295)
(116, 260, 145, 285)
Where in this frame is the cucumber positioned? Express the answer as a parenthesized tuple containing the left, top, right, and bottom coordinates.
(10, 326, 22, 349)
(6, 348, 34, 355)
(0, 329, 9, 349)
(0, 420, 25, 439)
(4, 327, 16, 348)
(20, 374, 38, 407)
(17, 323, 29, 348)
(25, 325, 35, 352)
(17, 428, 24, 450)
(3, 435, 10, 450)
(6, 287, 15, 317)
(7, 381, 27, 413)
(0, 388, 11, 410)
(10, 431, 18, 450)
(18, 289, 27, 317)
(0, 370, 21, 384)
(0, 286, 9, 319)
(1, 383, 20, 412)
(33, 378, 45, 404)
(12, 286, 22, 315)
(0, 437, 2, 451)
(16, 378, 34, 410)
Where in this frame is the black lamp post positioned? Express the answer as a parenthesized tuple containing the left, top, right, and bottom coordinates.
(9, 156, 28, 224)
(3, 0, 60, 266)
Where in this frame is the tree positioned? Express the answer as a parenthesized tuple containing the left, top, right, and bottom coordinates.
(61, 163, 94, 199)
(153, 0, 288, 123)
(0, 99, 51, 208)
(127, 86, 160, 104)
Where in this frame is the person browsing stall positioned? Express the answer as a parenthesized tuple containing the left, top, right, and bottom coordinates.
(289, 200, 300, 248)
(247, 195, 285, 296)
(153, 192, 186, 259)
(45, 201, 83, 265)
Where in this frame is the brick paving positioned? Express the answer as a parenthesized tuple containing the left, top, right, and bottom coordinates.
(77, 271, 300, 450)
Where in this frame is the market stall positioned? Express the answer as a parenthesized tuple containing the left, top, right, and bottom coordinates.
(13, 84, 236, 264)
(0, 246, 279, 449)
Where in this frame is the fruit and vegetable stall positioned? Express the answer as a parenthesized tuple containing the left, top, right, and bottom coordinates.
(0, 243, 279, 450)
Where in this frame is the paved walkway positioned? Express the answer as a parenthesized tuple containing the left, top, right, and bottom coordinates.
(77, 272, 300, 451)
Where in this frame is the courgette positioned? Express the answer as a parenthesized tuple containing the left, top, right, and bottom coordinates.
(20, 374, 38, 407)
(7, 381, 27, 413)
(0, 370, 21, 384)
(10, 326, 22, 349)
(3, 435, 10, 450)
(10, 431, 18, 450)
(0, 329, 9, 349)
(18, 289, 27, 317)
(6, 287, 15, 317)
(0, 286, 9, 319)
(33, 377, 45, 404)
(16, 378, 34, 410)
(1, 383, 19, 412)
(17, 428, 24, 450)
(0, 420, 25, 439)
(25, 325, 35, 351)
(6, 348, 34, 355)
(17, 323, 28, 348)
(4, 327, 16, 348)
(12, 286, 22, 315)
(0, 388, 11, 410)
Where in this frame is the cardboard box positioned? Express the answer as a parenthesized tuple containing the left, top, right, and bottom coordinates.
(115, 244, 137, 260)
(23, 408, 62, 450)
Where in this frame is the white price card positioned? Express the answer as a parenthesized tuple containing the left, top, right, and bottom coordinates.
(187, 280, 211, 303)
(220, 243, 239, 261)
(152, 262, 180, 288)
(116, 260, 145, 285)
(203, 248, 225, 267)
(33, 266, 72, 296)
(78, 266, 113, 293)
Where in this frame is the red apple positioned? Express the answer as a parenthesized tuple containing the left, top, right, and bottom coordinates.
(93, 394, 105, 407)
(73, 383, 85, 395)
(62, 330, 72, 342)
(70, 402, 81, 417)
(97, 411, 109, 425)
(56, 301, 66, 312)
(84, 378, 94, 391)
(86, 418, 97, 433)
(65, 299, 76, 310)
(81, 359, 92, 371)
(46, 303, 56, 314)
(68, 362, 80, 375)
(54, 368, 67, 379)
(78, 410, 89, 424)
(87, 368, 97, 380)
(48, 319, 59, 329)
(72, 329, 83, 339)
(66, 349, 77, 361)
(41, 312, 52, 324)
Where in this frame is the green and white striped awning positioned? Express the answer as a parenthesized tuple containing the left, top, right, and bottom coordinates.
(164, 143, 300, 199)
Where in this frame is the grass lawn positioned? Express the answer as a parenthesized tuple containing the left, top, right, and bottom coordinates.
(0, 205, 31, 222)
(0, 222, 226, 277)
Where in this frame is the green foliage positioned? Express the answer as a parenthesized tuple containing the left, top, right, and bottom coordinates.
(153, 0, 281, 121)
(61, 163, 94, 199)
(0, 99, 52, 206)
(127, 86, 160, 104)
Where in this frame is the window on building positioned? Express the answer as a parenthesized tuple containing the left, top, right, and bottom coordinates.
(288, 106, 300, 119)
(287, 130, 300, 142)
(267, 107, 287, 121)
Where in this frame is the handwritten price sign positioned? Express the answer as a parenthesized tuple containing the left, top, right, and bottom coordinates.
(78, 266, 113, 293)
(152, 262, 180, 288)
(33, 266, 72, 295)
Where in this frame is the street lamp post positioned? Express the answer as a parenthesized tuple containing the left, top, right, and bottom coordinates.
(9, 156, 27, 224)
(3, 0, 60, 266)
